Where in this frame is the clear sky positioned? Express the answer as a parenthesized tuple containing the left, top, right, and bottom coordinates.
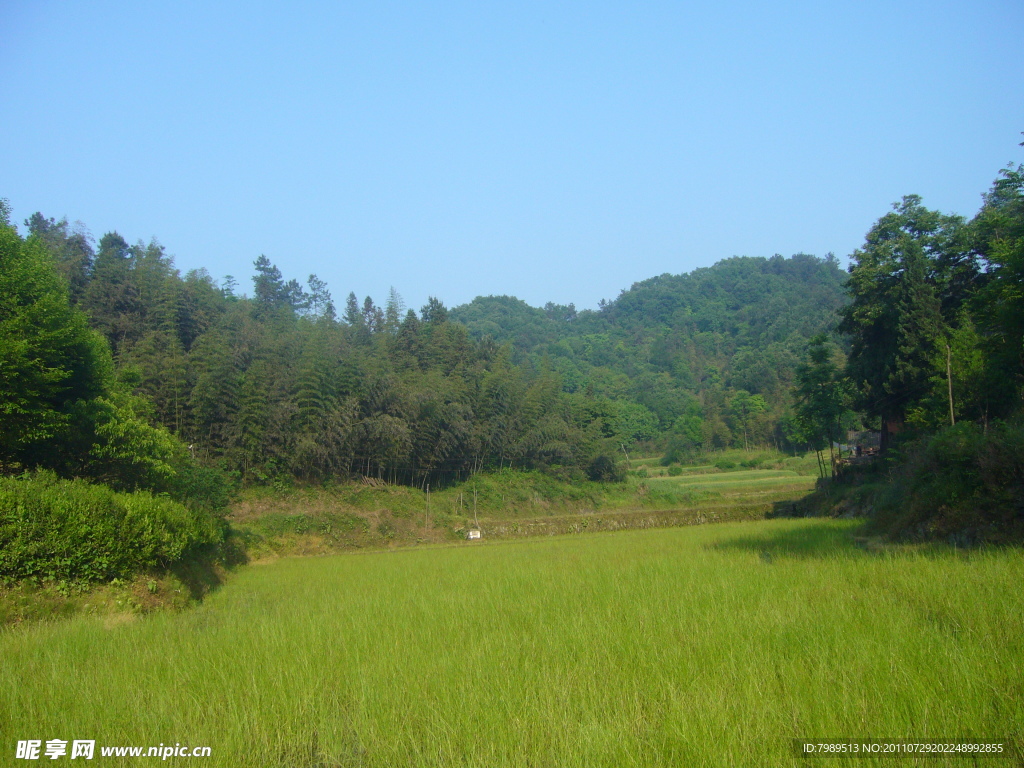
(3, 0, 1022, 313)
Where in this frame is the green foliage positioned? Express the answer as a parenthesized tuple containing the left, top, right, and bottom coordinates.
(870, 420, 1024, 543)
(84, 391, 188, 492)
(453, 255, 849, 453)
(0, 219, 227, 512)
(0, 221, 111, 468)
(12, 142, 1024, 527)
(586, 453, 626, 482)
(792, 334, 855, 476)
(0, 472, 224, 584)
(5, 199, 855, 490)
(973, 162, 1024, 411)
(839, 196, 955, 434)
(612, 400, 659, 444)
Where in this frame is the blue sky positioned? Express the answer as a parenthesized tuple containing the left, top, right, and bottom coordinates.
(3, 0, 1022, 313)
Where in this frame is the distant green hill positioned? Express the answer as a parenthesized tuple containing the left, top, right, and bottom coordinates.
(451, 254, 848, 450)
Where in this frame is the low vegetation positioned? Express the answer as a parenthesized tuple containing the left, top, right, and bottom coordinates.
(0, 471, 225, 584)
(0, 451, 820, 624)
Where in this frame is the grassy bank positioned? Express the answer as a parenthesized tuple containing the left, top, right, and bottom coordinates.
(229, 456, 818, 558)
(2, 518, 1021, 766)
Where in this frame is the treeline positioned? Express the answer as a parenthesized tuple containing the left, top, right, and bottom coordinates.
(3, 211, 639, 490)
(1, 206, 227, 583)
(4, 202, 855, 498)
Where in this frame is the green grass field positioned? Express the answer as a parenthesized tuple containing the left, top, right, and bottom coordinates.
(2, 518, 1021, 766)
(648, 468, 814, 488)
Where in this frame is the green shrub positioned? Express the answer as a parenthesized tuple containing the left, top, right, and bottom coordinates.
(667, 465, 683, 476)
(0, 471, 225, 584)
(586, 454, 626, 482)
(714, 459, 736, 470)
(871, 420, 1024, 543)
(169, 463, 232, 513)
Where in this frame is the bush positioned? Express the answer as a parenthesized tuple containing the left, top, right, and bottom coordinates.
(661, 436, 699, 466)
(169, 463, 232, 513)
(871, 420, 1024, 543)
(0, 471, 225, 584)
(586, 454, 626, 483)
(667, 465, 683, 476)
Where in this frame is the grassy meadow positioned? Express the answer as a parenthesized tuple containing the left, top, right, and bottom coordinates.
(2, 518, 1022, 766)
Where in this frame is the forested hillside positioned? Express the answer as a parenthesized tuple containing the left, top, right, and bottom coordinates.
(452, 253, 848, 452)
(1, 213, 607, 489)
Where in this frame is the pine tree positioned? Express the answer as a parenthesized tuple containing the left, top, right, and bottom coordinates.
(0, 219, 110, 469)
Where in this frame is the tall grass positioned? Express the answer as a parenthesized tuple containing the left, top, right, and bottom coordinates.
(2, 519, 1021, 766)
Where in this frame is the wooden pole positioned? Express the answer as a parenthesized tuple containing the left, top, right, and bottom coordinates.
(946, 342, 955, 426)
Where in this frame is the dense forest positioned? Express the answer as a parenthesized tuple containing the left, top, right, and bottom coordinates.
(1, 144, 1023, 575)
(0, 206, 848, 495)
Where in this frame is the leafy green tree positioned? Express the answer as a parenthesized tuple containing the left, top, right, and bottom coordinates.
(24, 213, 95, 303)
(344, 292, 362, 326)
(221, 275, 238, 300)
(123, 328, 189, 432)
(972, 161, 1024, 411)
(907, 315, 987, 429)
(613, 401, 659, 445)
(81, 389, 188, 492)
(186, 325, 241, 457)
(728, 390, 767, 452)
(305, 274, 335, 320)
(284, 278, 309, 314)
(362, 296, 383, 333)
(0, 219, 111, 469)
(384, 287, 405, 334)
(175, 268, 224, 350)
(475, 349, 527, 469)
(131, 239, 179, 331)
(839, 197, 948, 449)
(420, 296, 449, 325)
(793, 335, 852, 477)
(252, 255, 285, 313)
(81, 232, 146, 353)
(289, 326, 357, 480)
